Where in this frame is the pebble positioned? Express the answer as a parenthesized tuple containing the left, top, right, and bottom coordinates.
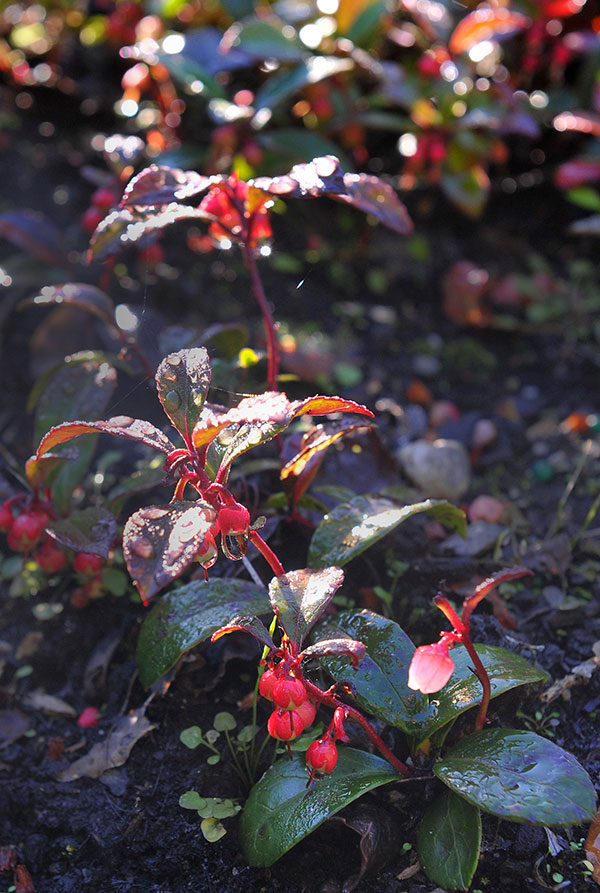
(468, 495, 505, 523)
(397, 438, 471, 501)
(441, 520, 505, 557)
(472, 418, 498, 450)
(412, 353, 441, 377)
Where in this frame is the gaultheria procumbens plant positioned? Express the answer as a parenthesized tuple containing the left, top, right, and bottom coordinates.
(35, 346, 374, 604)
(87, 154, 412, 391)
(209, 567, 596, 889)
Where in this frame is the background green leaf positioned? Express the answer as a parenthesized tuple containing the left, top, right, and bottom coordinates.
(435, 729, 597, 825)
(239, 748, 400, 867)
(136, 578, 270, 687)
(416, 644, 549, 745)
(315, 610, 429, 734)
(418, 788, 481, 890)
(308, 495, 466, 568)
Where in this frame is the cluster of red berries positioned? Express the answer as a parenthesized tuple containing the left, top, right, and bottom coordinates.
(81, 183, 120, 234)
(0, 498, 104, 606)
(259, 662, 317, 741)
(104, 0, 143, 47)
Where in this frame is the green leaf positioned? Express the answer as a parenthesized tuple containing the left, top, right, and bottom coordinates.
(566, 187, 600, 212)
(46, 507, 117, 559)
(315, 611, 429, 734)
(239, 748, 400, 867)
(179, 726, 204, 749)
(258, 129, 351, 169)
(268, 567, 344, 651)
(179, 790, 207, 809)
(213, 712, 236, 732)
(441, 168, 490, 217)
(23, 283, 115, 325)
(435, 729, 597, 826)
(416, 644, 549, 745)
(232, 21, 306, 62)
(136, 578, 270, 687)
(201, 816, 227, 841)
(418, 788, 481, 890)
(253, 57, 354, 113)
(308, 495, 465, 568)
(155, 348, 211, 443)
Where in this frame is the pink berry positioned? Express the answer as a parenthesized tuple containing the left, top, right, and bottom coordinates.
(73, 552, 103, 576)
(77, 707, 101, 728)
(272, 675, 307, 710)
(267, 708, 304, 741)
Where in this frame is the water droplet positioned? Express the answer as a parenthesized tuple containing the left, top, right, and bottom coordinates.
(108, 415, 134, 427)
(167, 354, 182, 366)
(164, 390, 181, 412)
(140, 507, 168, 520)
(131, 536, 154, 559)
(162, 371, 177, 383)
(138, 421, 156, 435)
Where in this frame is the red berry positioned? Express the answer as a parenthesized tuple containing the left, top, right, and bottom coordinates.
(77, 707, 101, 728)
(272, 675, 307, 710)
(306, 737, 338, 774)
(0, 501, 13, 533)
(34, 539, 67, 574)
(267, 708, 304, 741)
(91, 185, 118, 209)
(217, 502, 250, 537)
(8, 512, 45, 550)
(70, 589, 91, 610)
(258, 666, 279, 702)
(73, 552, 103, 576)
(138, 241, 164, 266)
(295, 699, 316, 729)
(81, 206, 104, 233)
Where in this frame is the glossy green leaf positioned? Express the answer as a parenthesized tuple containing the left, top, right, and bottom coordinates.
(435, 729, 597, 826)
(46, 507, 117, 559)
(136, 578, 270, 687)
(316, 611, 429, 733)
(418, 788, 481, 890)
(268, 567, 344, 651)
(231, 21, 306, 62)
(239, 748, 400, 867)
(253, 57, 354, 113)
(416, 644, 549, 745)
(155, 348, 211, 443)
(123, 501, 216, 605)
(308, 495, 466, 569)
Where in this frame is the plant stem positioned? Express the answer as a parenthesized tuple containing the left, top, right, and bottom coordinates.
(241, 240, 279, 392)
(460, 634, 491, 732)
(250, 530, 285, 577)
(303, 679, 414, 777)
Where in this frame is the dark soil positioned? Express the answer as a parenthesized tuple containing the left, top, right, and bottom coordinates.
(1, 92, 599, 893)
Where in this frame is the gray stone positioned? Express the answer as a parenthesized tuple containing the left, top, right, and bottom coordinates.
(441, 521, 504, 557)
(397, 438, 471, 501)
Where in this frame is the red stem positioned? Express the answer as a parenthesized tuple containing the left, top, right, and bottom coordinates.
(241, 239, 279, 392)
(250, 530, 285, 577)
(460, 634, 491, 731)
(303, 679, 414, 777)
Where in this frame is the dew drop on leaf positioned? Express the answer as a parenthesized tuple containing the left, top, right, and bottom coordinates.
(164, 390, 182, 412)
(131, 536, 154, 559)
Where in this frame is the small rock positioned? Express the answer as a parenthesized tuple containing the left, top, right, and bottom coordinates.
(468, 495, 505, 523)
(429, 400, 460, 429)
(398, 438, 471, 501)
(441, 520, 505, 557)
(472, 418, 497, 450)
(412, 354, 441, 377)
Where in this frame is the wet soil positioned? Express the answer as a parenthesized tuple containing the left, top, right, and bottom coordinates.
(0, 93, 599, 893)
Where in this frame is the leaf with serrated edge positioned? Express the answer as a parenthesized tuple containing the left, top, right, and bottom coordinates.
(155, 348, 211, 443)
(211, 615, 275, 651)
(136, 578, 270, 687)
(418, 788, 481, 890)
(308, 495, 466, 569)
(435, 729, 597, 826)
(23, 283, 115, 325)
(123, 501, 216, 604)
(269, 567, 344, 651)
(46, 507, 116, 559)
(121, 165, 214, 207)
(316, 610, 429, 733)
(416, 644, 548, 745)
(239, 748, 400, 867)
(36, 417, 175, 460)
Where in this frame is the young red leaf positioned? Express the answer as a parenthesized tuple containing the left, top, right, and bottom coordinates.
(123, 501, 217, 604)
(269, 567, 345, 651)
(553, 111, 600, 136)
(211, 615, 275, 651)
(88, 205, 213, 262)
(335, 174, 413, 235)
(252, 155, 346, 197)
(36, 417, 175, 460)
(155, 348, 212, 444)
(301, 638, 366, 667)
(291, 395, 374, 419)
(120, 165, 215, 207)
(448, 8, 530, 55)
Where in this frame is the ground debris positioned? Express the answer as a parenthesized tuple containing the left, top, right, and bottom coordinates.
(541, 641, 600, 704)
